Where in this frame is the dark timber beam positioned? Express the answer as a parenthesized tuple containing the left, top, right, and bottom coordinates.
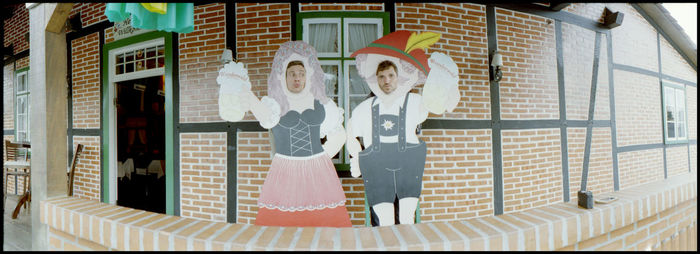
(555, 20, 570, 202)
(580, 32, 602, 192)
(486, 4, 504, 215)
(606, 31, 620, 191)
(550, 3, 571, 11)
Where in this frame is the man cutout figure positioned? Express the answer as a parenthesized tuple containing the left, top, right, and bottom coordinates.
(346, 30, 461, 226)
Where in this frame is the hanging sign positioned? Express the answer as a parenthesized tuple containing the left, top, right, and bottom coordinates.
(113, 17, 154, 41)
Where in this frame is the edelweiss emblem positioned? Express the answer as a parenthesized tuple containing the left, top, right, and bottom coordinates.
(382, 120, 395, 131)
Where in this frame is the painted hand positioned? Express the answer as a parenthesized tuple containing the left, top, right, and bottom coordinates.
(217, 61, 252, 122)
(422, 52, 460, 114)
(350, 157, 361, 178)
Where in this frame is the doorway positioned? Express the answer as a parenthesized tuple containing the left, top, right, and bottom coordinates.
(115, 76, 166, 213)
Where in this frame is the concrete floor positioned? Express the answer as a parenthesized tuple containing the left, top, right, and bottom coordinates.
(3, 194, 32, 251)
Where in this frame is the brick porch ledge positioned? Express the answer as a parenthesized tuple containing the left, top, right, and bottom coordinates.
(40, 171, 696, 251)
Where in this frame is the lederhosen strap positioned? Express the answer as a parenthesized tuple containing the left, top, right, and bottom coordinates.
(370, 93, 411, 153)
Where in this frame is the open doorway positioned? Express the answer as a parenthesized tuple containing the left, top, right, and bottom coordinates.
(115, 75, 165, 213)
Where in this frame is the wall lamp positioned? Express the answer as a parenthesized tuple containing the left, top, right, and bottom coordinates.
(490, 50, 503, 82)
(219, 48, 233, 64)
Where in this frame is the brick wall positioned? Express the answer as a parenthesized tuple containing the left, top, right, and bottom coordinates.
(178, 3, 227, 123)
(71, 32, 101, 129)
(299, 3, 384, 11)
(3, 4, 29, 54)
(68, 3, 108, 28)
(15, 56, 29, 69)
(659, 34, 697, 84)
(395, 3, 491, 120)
(235, 3, 290, 105)
(235, 131, 271, 225)
(562, 3, 606, 23)
(609, 3, 658, 72)
(495, 8, 559, 120)
(339, 178, 365, 225)
(501, 129, 563, 213)
(666, 146, 690, 178)
(565, 197, 696, 251)
(40, 174, 698, 250)
(420, 130, 494, 220)
(613, 70, 663, 147)
(179, 133, 228, 222)
(71, 136, 101, 200)
(567, 127, 615, 199)
(1, 2, 696, 235)
(562, 23, 611, 121)
(618, 149, 665, 189)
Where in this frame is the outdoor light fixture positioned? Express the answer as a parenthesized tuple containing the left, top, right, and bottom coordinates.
(490, 50, 503, 82)
(219, 48, 233, 64)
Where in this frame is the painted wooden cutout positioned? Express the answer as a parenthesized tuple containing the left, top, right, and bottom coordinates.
(217, 41, 351, 227)
(346, 30, 460, 226)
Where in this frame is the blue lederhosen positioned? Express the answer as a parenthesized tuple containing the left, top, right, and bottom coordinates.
(358, 93, 427, 207)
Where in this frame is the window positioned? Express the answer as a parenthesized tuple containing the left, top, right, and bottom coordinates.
(298, 12, 389, 168)
(662, 82, 687, 143)
(15, 69, 30, 142)
(111, 38, 165, 83)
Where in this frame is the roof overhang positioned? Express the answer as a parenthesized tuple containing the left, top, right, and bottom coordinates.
(635, 3, 697, 70)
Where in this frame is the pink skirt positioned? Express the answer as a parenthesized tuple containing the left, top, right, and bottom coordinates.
(257, 152, 347, 212)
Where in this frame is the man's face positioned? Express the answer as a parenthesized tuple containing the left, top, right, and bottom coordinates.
(376, 67, 398, 95)
(285, 64, 306, 93)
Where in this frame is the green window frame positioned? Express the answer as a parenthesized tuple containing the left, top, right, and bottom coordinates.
(661, 81, 688, 144)
(296, 11, 390, 171)
(15, 67, 30, 142)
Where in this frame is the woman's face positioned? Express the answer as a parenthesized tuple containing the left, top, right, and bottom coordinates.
(285, 64, 306, 94)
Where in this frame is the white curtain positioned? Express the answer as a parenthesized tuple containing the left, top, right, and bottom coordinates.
(309, 23, 338, 53)
(348, 24, 377, 53)
(322, 65, 339, 97)
(349, 65, 370, 95)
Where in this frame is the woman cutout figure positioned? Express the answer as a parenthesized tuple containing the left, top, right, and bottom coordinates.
(217, 41, 351, 227)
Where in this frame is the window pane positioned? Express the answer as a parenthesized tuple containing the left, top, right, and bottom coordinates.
(17, 74, 27, 93)
(322, 65, 339, 97)
(347, 23, 378, 53)
(667, 122, 675, 138)
(125, 52, 134, 62)
(135, 49, 144, 60)
(308, 23, 338, 53)
(17, 97, 26, 114)
(116, 64, 124, 74)
(117, 53, 124, 64)
(675, 89, 685, 110)
(125, 62, 134, 73)
(146, 47, 156, 58)
(136, 60, 145, 71)
(146, 59, 156, 69)
(17, 115, 24, 130)
(666, 105, 675, 122)
(348, 65, 370, 95)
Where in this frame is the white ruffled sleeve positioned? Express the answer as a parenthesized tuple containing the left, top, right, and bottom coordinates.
(258, 96, 281, 129)
(320, 100, 344, 138)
